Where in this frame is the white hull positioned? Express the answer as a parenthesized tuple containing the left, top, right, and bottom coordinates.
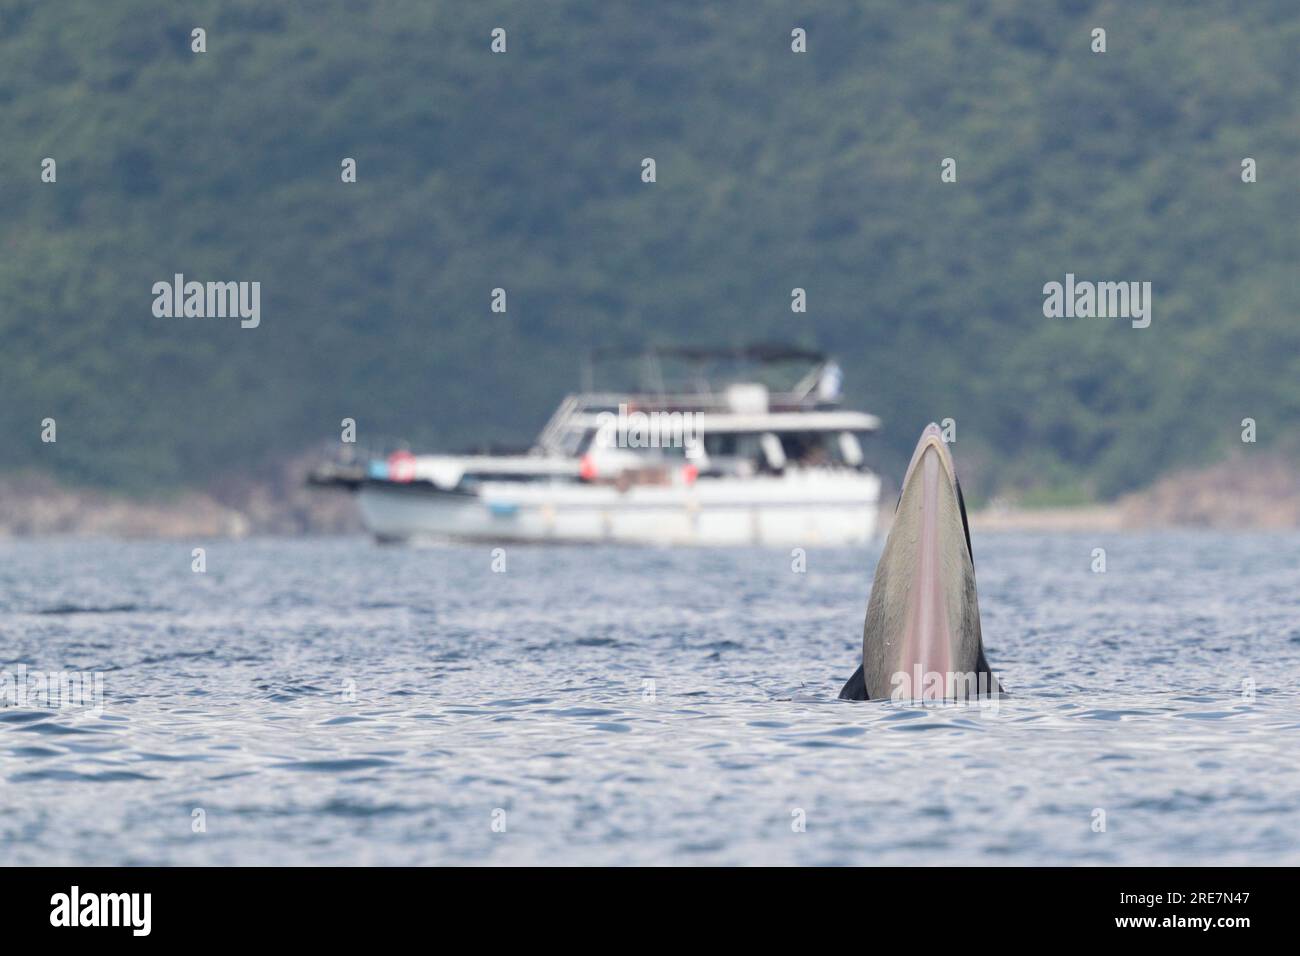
(358, 472, 880, 547)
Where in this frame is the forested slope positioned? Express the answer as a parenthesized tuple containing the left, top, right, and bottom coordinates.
(2, 1, 1297, 499)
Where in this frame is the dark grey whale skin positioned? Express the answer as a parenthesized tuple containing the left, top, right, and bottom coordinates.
(839, 451, 1001, 702)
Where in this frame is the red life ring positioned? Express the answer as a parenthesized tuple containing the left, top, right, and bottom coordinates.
(388, 450, 417, 483)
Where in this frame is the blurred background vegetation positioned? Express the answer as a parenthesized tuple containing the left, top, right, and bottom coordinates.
(2, 0, 1297, 503)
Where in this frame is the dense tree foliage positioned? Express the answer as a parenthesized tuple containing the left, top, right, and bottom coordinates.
(2, 1, 1297, 499)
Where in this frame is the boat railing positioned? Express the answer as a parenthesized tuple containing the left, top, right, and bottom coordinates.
(534, 385, 855, 454)
(535, 394, 583, 455)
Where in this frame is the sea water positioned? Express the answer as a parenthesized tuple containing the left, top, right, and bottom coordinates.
(1, 533, 1297, 865)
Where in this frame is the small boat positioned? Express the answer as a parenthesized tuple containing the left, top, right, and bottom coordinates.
(309, 346, 883, 546)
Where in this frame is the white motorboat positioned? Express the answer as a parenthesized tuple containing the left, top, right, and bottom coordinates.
(309, 346, 882, 546)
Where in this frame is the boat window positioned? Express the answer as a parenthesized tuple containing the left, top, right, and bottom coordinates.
(777, 431, 869, 468)
(704, 432, 764, 461)
(703, 433, 737, 457)
(700, 432, 764, 475)
(699, 430, 871, 473)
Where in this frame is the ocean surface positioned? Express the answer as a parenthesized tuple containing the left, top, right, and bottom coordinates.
(2, 533, 1298, 866)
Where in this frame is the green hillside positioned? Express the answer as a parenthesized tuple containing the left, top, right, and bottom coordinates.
(2, 0, 1297, 499)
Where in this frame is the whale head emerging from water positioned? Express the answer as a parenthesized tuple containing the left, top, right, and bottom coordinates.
(840, 423, 1002, 701)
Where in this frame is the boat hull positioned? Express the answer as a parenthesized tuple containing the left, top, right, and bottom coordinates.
(357, 473, 880, 547)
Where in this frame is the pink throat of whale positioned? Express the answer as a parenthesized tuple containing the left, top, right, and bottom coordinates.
(899, 443, 954, 681)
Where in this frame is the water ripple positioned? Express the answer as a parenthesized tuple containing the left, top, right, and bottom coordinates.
(1, 533, 1298, 864)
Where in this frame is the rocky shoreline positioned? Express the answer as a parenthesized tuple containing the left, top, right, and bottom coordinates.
(0, 457, 361, 539)
(972, 453, 1300, 533)
(2, 454, 1297, 539)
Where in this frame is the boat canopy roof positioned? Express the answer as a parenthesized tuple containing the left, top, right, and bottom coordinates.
(536, 348, 877, 454)
(564, 410, 880, 434)
(589, 343, 826, 364)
